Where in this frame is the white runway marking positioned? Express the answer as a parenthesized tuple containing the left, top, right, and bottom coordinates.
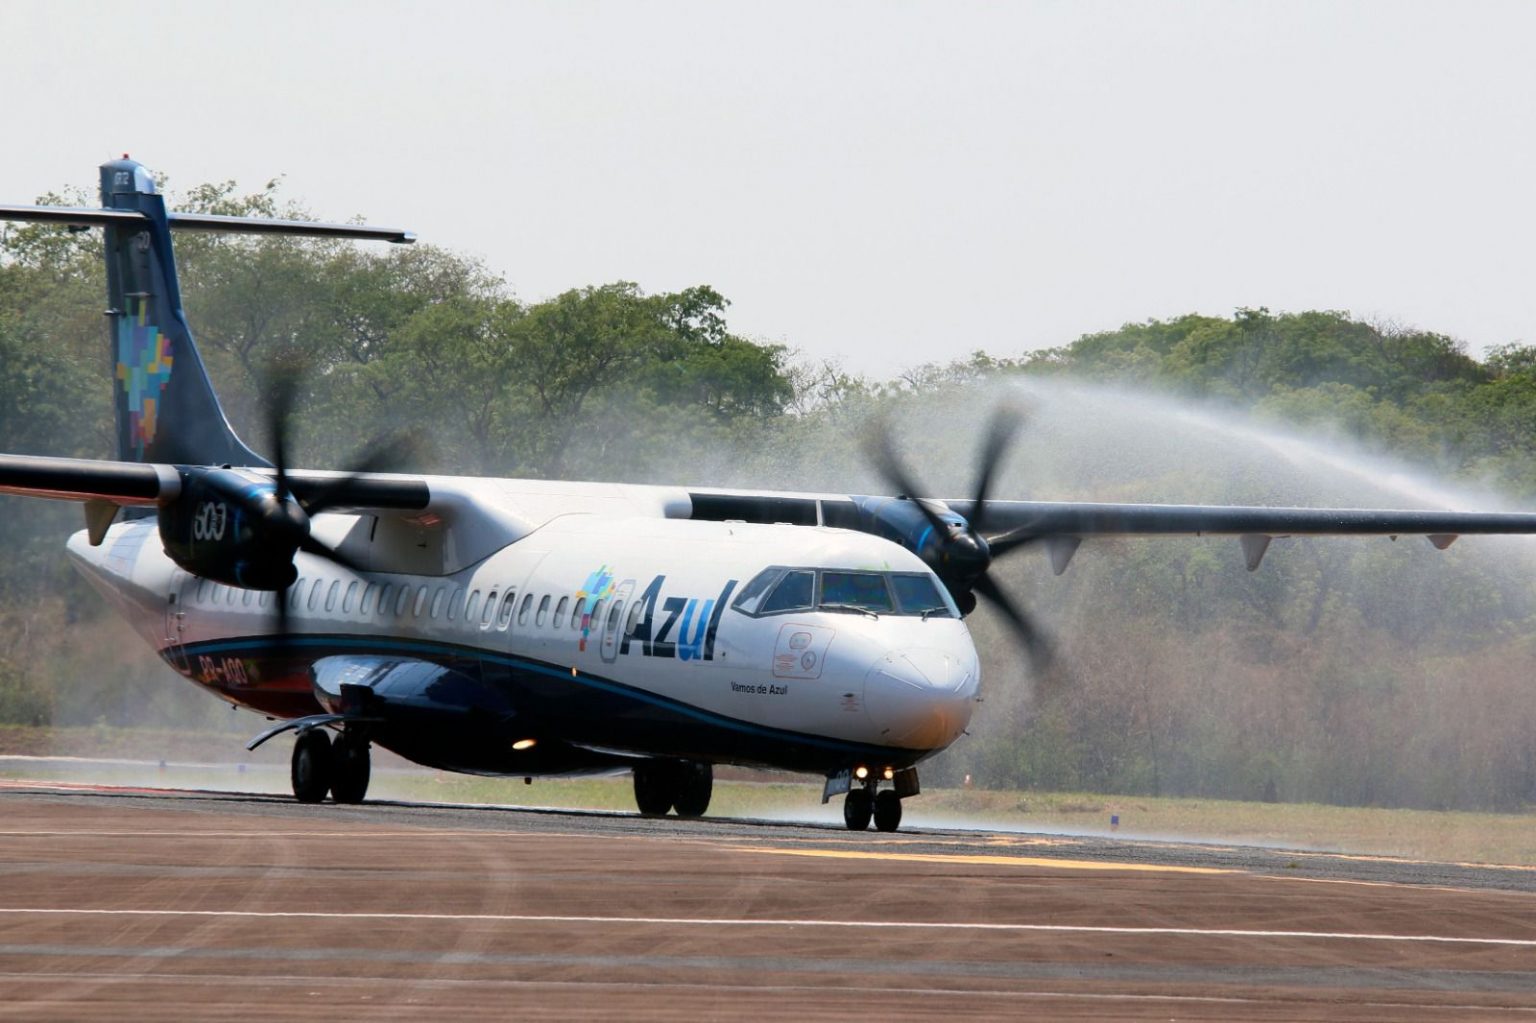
(1, 907, 1532, 948)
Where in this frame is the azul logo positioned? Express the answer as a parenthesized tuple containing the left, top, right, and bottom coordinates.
(574, 565, 616, 652)
(621, 575, 738, 662)
(115, 295, 173, 458)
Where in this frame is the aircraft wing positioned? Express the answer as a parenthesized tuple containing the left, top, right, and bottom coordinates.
(0, 454, 428, 510)
(941, 498, 1536, 540)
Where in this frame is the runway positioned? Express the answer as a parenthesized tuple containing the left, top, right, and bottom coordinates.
(1, 783, 1534, 1020)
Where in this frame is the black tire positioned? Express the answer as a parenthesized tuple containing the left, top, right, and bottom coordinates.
(632, 763, 674, 815)
(330, 736, 371, 804)
(672, 762, 713, 818)
(291, 729, 333, 804)
(873, 790, 903, 833)
(843, 789, 873, 831)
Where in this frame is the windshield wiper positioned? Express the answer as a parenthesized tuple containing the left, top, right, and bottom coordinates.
(819, 603, 881, 619)
(917, 607, 952, 620)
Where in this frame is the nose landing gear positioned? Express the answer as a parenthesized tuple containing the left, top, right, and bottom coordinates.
(827, 766, 918, 832)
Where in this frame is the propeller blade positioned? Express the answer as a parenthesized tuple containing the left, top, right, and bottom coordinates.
(264, 363, 303, 502)
(865, 419, 951, 536)
(968, 404, 1024, 537)
(984, 524, 1041, 559)
(972, 572, 1052, 670)
(298, 534, 366, 575)
(300, 432, 421, 516)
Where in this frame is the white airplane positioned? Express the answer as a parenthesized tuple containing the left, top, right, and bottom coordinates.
(4, 157, 1535, 832)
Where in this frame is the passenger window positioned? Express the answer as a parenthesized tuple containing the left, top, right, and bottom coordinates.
(553, 596, 569, 628)
(413, 585, 429, 617)
(308, 579, 324, 612)
(325, 581, 339, 613)
(376, 583, 392, 615)
(342, 581, 358, 613)
(465, 589, 482, 624)
(395, 585, 412, 617)
(497, 591, 517, 630)
(242, 588, 253, 607)
(481, 590, 499, 627)
(624, 600, 644, 636)
(759, 570, 814, 614)
(517, 593, 534, 626)
(572, 596, 585, 630)
(819, 571, 894, 613)
(606, 601, 623, 635)
(196, 578, 209, 602)
(258, 591, 271, 609)
(290, 583, 304, 609)
(589, 599, 606, 631)
(360, 583, 376, 615)
(447, 588, 464, 621)
(536, 595, 551, 626)
(227, 586, 238, 606)
(430, 587, 445, 619)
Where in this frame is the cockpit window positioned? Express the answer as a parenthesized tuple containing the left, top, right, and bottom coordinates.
(890, 573, 956, 617)
(759, 570, 815, 614)
(733, 565, 958, 619)
(732, 567, 783, 615)
(819, 571, 893, 614)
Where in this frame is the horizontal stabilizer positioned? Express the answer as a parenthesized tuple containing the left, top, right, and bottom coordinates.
(0, 204, 414, 243)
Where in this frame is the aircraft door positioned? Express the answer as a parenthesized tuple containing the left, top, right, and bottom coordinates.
(163, 569, 190, 674)
(600, 580, 635, 664)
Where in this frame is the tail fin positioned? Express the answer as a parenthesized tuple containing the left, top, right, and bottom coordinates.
(0, 156, 414, 467)
(99, 158, 264, 466)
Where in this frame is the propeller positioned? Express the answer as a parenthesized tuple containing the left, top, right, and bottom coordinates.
(865, 404, 1053, 668)
(246, 364, 415, 641)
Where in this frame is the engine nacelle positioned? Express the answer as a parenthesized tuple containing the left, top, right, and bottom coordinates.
(158, 467, 304, 590)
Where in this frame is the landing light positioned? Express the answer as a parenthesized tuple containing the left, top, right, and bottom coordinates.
(854, 765, 869, 780)
(883, 767, 895, 781)
(512, 738, 537, 751)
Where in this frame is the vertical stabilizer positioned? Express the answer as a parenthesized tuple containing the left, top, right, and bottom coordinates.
(99, 158, 267, 468)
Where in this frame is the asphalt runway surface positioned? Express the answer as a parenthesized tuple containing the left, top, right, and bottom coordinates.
(1, 781, 1534, 1020)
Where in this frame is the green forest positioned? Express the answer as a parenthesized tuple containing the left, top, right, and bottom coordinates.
(4, 177, 1536, 812)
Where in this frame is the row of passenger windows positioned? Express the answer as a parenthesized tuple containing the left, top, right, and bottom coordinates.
(190, 576, 637, 638)
(731, 567, 958, 618)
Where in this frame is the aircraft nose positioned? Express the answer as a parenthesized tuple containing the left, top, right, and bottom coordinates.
(864, 647, 977, 749)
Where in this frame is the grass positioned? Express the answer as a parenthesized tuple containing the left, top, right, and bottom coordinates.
(3, 725, 1534, 866)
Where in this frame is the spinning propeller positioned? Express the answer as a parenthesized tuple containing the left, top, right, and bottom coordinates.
(157, 366, 415, 641)
(866, 405, 1053, 668)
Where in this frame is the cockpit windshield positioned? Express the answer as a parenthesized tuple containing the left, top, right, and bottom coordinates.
(732, 566, 957, 618)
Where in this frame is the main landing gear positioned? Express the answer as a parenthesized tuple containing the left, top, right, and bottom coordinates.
(632, 760, 713, 818)
(290, 728, 372, 804)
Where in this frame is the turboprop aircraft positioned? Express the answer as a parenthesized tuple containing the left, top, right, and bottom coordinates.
(4, 156, 1536, 833)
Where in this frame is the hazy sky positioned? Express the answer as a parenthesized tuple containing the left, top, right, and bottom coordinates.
(4, 1, 1534, 377)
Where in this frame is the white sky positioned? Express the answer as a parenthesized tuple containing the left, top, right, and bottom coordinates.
(3, 0, 1535, 378)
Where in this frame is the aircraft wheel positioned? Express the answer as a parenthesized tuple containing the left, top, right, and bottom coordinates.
(672, 762, 713, 818)
(291, 729, 333, 804)
(843, 788, 873, 831)
(632, 763, 674, 816)
(330, 735, 371, 804)
(873, 790, 903, 833)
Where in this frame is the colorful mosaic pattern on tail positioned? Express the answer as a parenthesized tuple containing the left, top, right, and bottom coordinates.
(115, 298, 173, 460)
(576, 565, 617, 652)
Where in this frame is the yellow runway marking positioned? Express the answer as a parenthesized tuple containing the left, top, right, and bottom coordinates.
(735, 846, 1237, 874)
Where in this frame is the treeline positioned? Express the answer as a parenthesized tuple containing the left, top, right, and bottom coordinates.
(4, 177, 1536, 811)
